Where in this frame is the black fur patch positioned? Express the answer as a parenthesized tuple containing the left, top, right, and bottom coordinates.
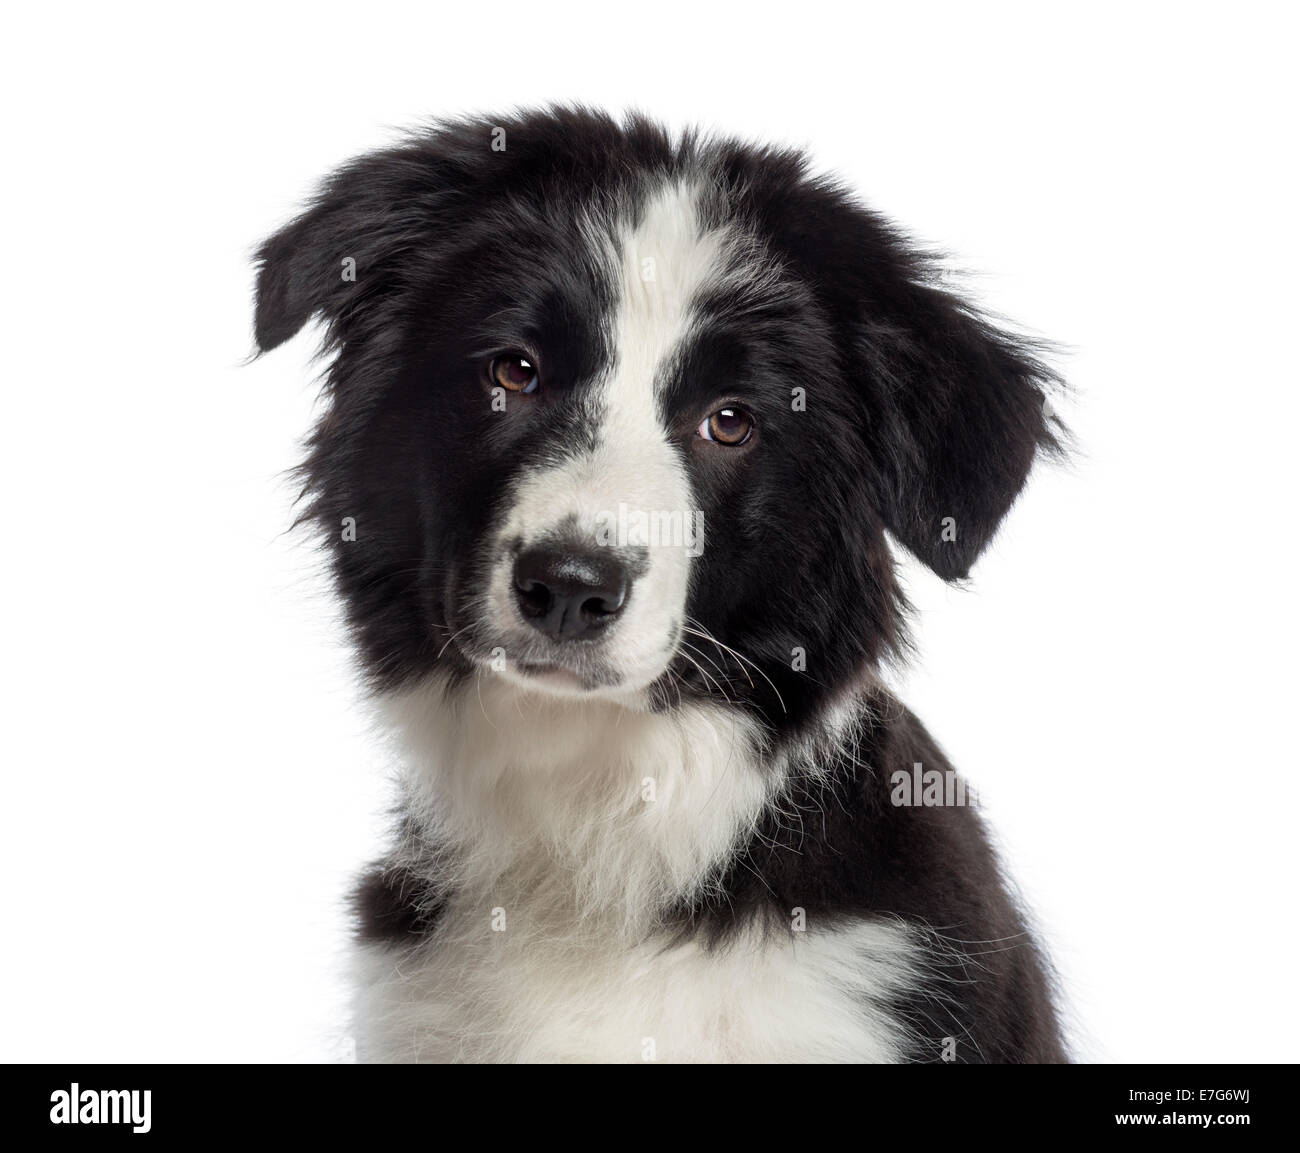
(353, 864, 444, 944)
(674, 689, 1065, 1062)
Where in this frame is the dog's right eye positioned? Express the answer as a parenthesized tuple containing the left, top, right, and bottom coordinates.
(491, 354, 539, 394)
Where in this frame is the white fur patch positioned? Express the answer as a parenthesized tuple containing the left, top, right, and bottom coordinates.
(354, 916, 917, 1063)
(352, 676, 920, 1062)
(381, 673, 775, 934)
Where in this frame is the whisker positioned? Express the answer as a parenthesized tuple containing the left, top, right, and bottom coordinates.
(678, 639, 731, 684)
(678, 649, 731, 704)
(436, 623, 476, 661)
(682, 620, 787, 715)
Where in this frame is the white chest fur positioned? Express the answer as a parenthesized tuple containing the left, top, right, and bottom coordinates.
(353, 677, 917, 1062)
(353, 913, 915, 1063)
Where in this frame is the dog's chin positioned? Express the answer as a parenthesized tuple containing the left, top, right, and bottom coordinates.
(500, 660, 599, 696)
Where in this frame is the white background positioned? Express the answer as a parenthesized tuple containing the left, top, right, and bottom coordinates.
(2, 1, 1296, 1062)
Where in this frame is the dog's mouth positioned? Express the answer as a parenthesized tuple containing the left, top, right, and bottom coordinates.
(449, 620, 631, 697)
(491, 647, 634, 698)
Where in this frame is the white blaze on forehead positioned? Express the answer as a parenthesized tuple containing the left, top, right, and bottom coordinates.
(599, 177, 787, 458)
(541, 179, 727, 523)
(606, 180, 726, 432)
(555, 180, 725, 520)
(504, 180, 728, 535)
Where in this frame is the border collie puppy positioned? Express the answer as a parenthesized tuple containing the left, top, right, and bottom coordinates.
(253, 106, 1067, 1063)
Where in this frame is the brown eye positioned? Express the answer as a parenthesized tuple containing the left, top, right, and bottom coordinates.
(491, 354, 539, 393)
(698, 406, 754, 446)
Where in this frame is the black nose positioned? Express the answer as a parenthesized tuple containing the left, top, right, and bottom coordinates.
(512, 545, 631, 641)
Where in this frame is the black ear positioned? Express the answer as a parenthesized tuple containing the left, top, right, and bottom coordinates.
(252, 142, 463, 353)
(710, 151, 1066, 583)
(253, 207, 335, 352)
(859, 274, 1065, 580)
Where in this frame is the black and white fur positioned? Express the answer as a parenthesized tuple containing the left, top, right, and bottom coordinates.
(253, 107, 1067, 1063)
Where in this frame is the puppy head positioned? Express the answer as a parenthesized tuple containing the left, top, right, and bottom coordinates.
(253, 108, 1063, 722)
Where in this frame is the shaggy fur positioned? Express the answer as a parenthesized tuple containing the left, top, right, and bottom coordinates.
(253, 106, 1067, 1063)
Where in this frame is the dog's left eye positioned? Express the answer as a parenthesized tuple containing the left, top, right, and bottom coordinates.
(491, 354, 539, 394)
(697, 406, 755, 446)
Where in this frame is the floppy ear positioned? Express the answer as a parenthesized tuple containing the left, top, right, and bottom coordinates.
(252, 144, 460, 353)
(712, 150, 1066, 583)
(858, 274, 1065, 580)
(253, 203, 342, 352)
